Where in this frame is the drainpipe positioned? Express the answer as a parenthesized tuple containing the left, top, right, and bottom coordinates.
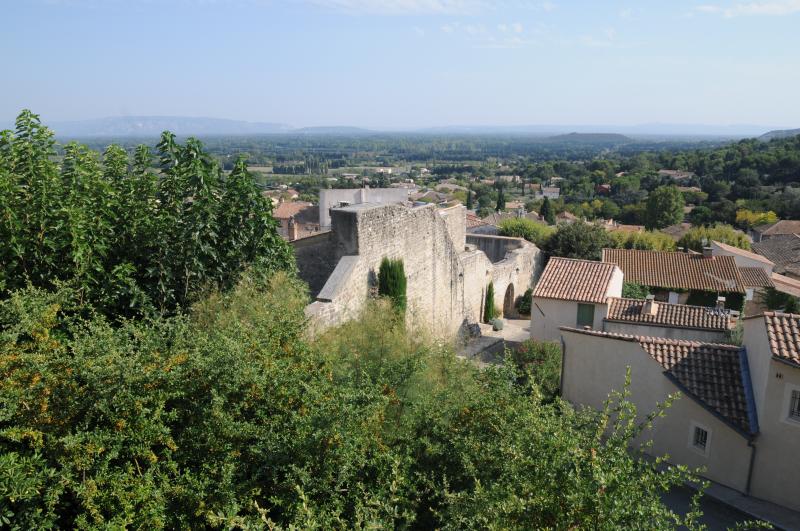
(745, 439, 757, 496)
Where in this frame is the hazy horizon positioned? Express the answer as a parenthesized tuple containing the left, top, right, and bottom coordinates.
(4, 0, 800, 129)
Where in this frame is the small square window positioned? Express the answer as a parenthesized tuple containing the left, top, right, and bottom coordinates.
(693, 426, 708, 450)
(790, 390, 800, 422)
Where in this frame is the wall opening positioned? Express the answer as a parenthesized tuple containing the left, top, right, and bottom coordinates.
(503, 284, 515, 317)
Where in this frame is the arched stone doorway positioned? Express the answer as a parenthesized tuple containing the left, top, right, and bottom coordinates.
(503, 284, 515, 317)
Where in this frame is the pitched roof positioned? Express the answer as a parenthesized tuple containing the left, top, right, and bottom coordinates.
(532, 258, 618, 304)
(601, 248, 746, 293)
(560, 327, 755, 436)
(605, 297, 735, 332)
(712, 240, 774, 267)
(746, 312, 800, 368)
(739, 267, 774, 288)
(466, 212, 490, 229)
(772, 272, 800, 298)
(753, 220, 800, 236)
(752, 234, 800, 276)
(274, 201, 316, 221)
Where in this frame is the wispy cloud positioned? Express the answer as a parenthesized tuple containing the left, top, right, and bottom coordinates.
(440, 19, 536, 48)
(305, 0, 486, 15)
(693, 0, 800, 17)
(580, 28, 617, 48)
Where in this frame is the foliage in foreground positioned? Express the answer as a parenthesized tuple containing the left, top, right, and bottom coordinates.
(0, 110, 293, 318)
(0, 277, 717, 529)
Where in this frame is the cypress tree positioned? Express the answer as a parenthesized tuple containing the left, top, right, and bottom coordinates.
(378, 257, 407, 312)
(541, 197, 555, 225)
(484, 282, 496, 322)
(495, 186, 506, 212)
(466, 189, 473, 210)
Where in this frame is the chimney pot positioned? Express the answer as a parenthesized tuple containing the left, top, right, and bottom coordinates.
(642, 295, 659, 315)
(716, 296, 726, 310)
(703, 246, 714, 259)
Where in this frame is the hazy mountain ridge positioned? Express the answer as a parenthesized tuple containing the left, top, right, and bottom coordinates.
(759, 128, 800, 141)
(47, 116, 292, 137)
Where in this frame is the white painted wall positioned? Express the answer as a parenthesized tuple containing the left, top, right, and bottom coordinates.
(561, 330, 752, 492)
(530, 298, 606, 341)
(319, 188, 409, 228)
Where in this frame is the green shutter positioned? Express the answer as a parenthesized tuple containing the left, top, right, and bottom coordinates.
(576, 304, 595, 328)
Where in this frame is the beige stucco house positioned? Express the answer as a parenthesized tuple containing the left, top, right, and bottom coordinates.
(560, 310, 800, 513)
(561, 327, 757, 493)
(529, 258, 623, 341)
(741, 312, 800, 512)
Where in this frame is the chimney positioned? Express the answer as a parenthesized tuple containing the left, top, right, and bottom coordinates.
(642, 294, 659, 316)
(702, 246, 714, 259)
(288, 216, 298, 241)
(716, 296, 726, 310)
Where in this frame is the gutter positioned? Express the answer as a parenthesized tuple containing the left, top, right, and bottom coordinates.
(746, 440, 757, 496)
(559, 336, 566, 398)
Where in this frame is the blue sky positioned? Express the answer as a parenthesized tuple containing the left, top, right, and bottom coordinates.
(2, 0, 799, 128)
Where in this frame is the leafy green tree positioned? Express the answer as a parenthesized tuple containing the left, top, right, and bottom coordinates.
(645, 186, 685, 230)
(544, 221, 613, 260)
(378, 257, 407, 312)
(678, 224, 750, 252)
(484, 282, 496, 322)
(497, 218, 556, 247)
(540, 196, 556, 225)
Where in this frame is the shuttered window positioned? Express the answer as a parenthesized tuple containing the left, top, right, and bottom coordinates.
(576, 304, 595, 328)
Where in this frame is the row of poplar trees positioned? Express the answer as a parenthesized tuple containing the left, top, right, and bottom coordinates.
(0, 110, 293, 317)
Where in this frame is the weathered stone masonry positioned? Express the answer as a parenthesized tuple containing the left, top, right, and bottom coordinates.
(294, 203, 543, 338)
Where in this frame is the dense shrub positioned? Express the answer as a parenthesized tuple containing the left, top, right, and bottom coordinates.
(0, 279, 712, 528)
(510, 340, 562, 399)
(608, 230, 677, 251)
(622, 282, 651, 299)
(484, 282, 496, 322)
(543, 221, 613, 260)
(497, 218, 555, 247)
(678, 224, 750, 252)
(516, 288, 533, 315)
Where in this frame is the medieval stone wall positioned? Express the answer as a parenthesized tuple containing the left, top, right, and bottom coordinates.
(301, 203, 542, 338)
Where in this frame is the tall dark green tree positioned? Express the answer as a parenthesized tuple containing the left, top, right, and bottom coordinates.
(378, 257, 407, 312)
(540, 196, 556, 225)
(484, 281, 496, 322)
(495, 184, 506, 211)
(466, 188, 473, 210)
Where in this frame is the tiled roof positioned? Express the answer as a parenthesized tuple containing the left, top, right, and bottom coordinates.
(738, 267, 774, 288)
(466, 212, 490, 229)
(752, 234, 800, 276)
(772, 273, 800, 298)
(750, 312, 800, 367)
(274, 201, 316, 221)
(712, 240, 774, 267)
(753, 220, 800, 236)
(560, 327, 755, 435)
(532, 258, 618, 303)
(601, 248, 746, 293)
(605, 297, 734, 331)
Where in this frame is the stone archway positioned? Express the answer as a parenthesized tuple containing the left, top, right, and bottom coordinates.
(503, 283, 515, 317)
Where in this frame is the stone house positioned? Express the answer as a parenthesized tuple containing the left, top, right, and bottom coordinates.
(529, 258, 623, 341)
(601, 248, 746, 308)
(273, 201, 321, 241)
(294, 203, 543, 337)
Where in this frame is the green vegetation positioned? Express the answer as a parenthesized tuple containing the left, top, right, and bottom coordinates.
(510, 340, 562, 400)
(516, 288, 533, 315)
(678, 224, 750, 252)
(764, 287, 800, 313)
(0, 110, 292, 318)
(497, 218, 556, 247)
(622, 282, 651, 300)
(645, 186, 685, 230)
(540, 196, 556, 225)
(484, 282, 496, 322)
(378, 257, 407, 312)
(544, 221, 613, 260)
(608, 230, 677, 251)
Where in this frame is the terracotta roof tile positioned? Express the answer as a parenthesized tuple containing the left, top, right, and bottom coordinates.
(560, 327, 754, 435)
(752, 235, 800, 276)
(754, 220, 800, 236)
(712, 240, 774, 267)
(274, 201, 316, 220)
(760, 312, 800, 367)
(605, 297, 734, 331)
(602, 248, 746, 294)
(532, 258, 618, 303)
(466, 213, 490, 229)
(739, 267, 774, 288)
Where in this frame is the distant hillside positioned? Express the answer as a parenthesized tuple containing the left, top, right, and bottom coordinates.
(293, 126, 374, 135)
(543, 132, 633, 144)
(759, 128, 800, 141)
(48, 116, 291, 138)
